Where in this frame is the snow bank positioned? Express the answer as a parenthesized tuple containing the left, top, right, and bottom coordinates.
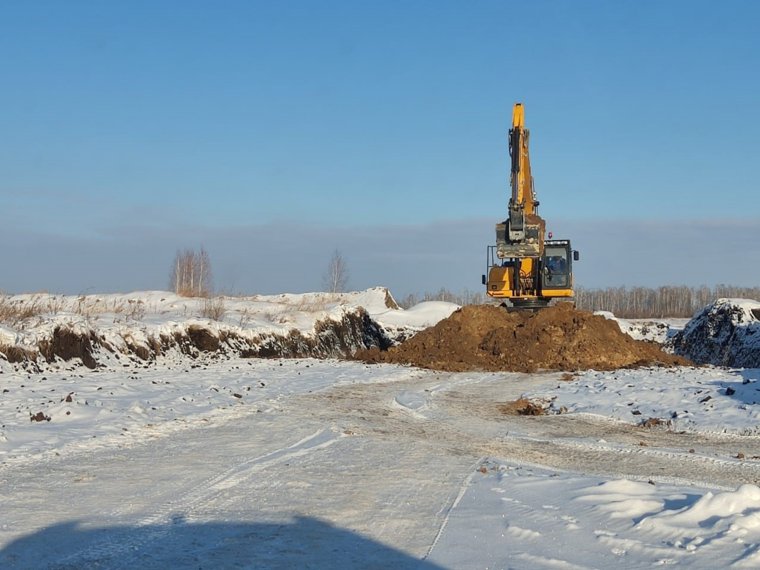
(373, 301, 459, 329)
(596, 299, 760, 367)
(432, 462, 760, 568)
(0, 288, 453, 370)
(595, 311, 687, 344)
(669, 298, 760, 367)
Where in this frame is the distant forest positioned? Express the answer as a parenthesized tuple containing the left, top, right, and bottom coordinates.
(399, 285, 760, 319)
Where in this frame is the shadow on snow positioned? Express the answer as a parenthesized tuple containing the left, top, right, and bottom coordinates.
(1, 515, 445, 570)
(708, 369, 760, 407)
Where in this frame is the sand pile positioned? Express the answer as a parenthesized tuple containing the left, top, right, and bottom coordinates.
(356, 303, 689, 372)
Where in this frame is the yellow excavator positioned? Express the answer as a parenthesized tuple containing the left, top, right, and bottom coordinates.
(482, 103, 579, 309)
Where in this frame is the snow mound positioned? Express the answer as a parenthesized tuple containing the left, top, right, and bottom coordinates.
(370, 300, 459, 329)
(635, 484, 760, 565)
(0, 288, 455, 370)
(595, 311, 681, 344)
(575, 479, 760, 565)
(669, 298, 760, 367)
(436, 463, 760, 569)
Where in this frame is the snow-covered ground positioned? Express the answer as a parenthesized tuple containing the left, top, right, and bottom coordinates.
(2, 292, 760, 568)
(595, 311, 690, 343)
(531, 365, 760, 436)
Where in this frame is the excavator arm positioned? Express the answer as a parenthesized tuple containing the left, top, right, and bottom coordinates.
(495, 103, 545, 259)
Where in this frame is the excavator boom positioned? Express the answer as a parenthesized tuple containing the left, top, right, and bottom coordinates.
(509, 103, 534, 215)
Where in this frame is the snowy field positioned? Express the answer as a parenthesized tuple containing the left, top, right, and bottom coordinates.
(2, 291, 760, 568)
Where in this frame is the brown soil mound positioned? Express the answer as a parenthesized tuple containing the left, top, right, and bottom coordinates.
(356, 303, 690, 372)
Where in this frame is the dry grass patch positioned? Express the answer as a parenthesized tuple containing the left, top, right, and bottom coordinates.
(0, 295, 50, 326)
(498, 398, 548, 416)
(70, 297, 148, 321)
(293, 294, 329, 313)
(638, 417, 673, 429)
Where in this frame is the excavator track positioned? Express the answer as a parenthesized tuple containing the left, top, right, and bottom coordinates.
(503, 298, 552, 312)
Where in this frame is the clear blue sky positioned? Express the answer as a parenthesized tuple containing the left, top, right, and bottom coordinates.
(2, 1, 759, 295)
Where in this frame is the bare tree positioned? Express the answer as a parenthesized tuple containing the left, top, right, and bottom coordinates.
(323, 249, 349, 293)
(169, 246, 213, 297)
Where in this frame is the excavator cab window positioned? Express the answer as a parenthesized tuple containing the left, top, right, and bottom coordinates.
(542, 245, 570, 288)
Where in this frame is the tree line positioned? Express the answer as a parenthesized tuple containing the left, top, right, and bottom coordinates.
(575, 285, 760, 318)
(398, 285, 760, 318)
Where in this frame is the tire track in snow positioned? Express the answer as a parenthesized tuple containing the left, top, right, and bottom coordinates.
(423, 457, 484, 561)
(509, 432, 760, 482)
(312, 377, 760, 490)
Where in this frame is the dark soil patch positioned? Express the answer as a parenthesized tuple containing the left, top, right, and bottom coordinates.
(38, 327, 97, 369)
(0, 345, 37, 364)
(30, 411, 51, 422)
(243, 309, 391, 359)
(187, 325, 221, 352)
(498, 398, 547, 416)
(355, 303, 690, 372)
(639, 417, 672, 429)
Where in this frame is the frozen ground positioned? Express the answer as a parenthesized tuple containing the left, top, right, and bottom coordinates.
(2, 292, 760, 568)
(4, 358, 760, 568)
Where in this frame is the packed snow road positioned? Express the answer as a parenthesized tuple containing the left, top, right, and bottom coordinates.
(3, 360, 760, 568)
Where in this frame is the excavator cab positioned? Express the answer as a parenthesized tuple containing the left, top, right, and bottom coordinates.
(482, 239, 578, 309)
(542, 240, 574, 289)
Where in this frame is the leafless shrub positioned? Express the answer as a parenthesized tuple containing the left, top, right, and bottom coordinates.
(75, 296, 96, 319)
(67, 297, 148, 321)
(170, 247, 213, 297)
(200, 296, 226, 321)
(45, 296, 67, 314)
(75, 298, 109, 318)
(125, 299, 146, 320)
(238, 308, 251, 328)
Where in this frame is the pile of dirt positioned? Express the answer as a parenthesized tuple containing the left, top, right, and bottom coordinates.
(356, 303, 690, 372)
